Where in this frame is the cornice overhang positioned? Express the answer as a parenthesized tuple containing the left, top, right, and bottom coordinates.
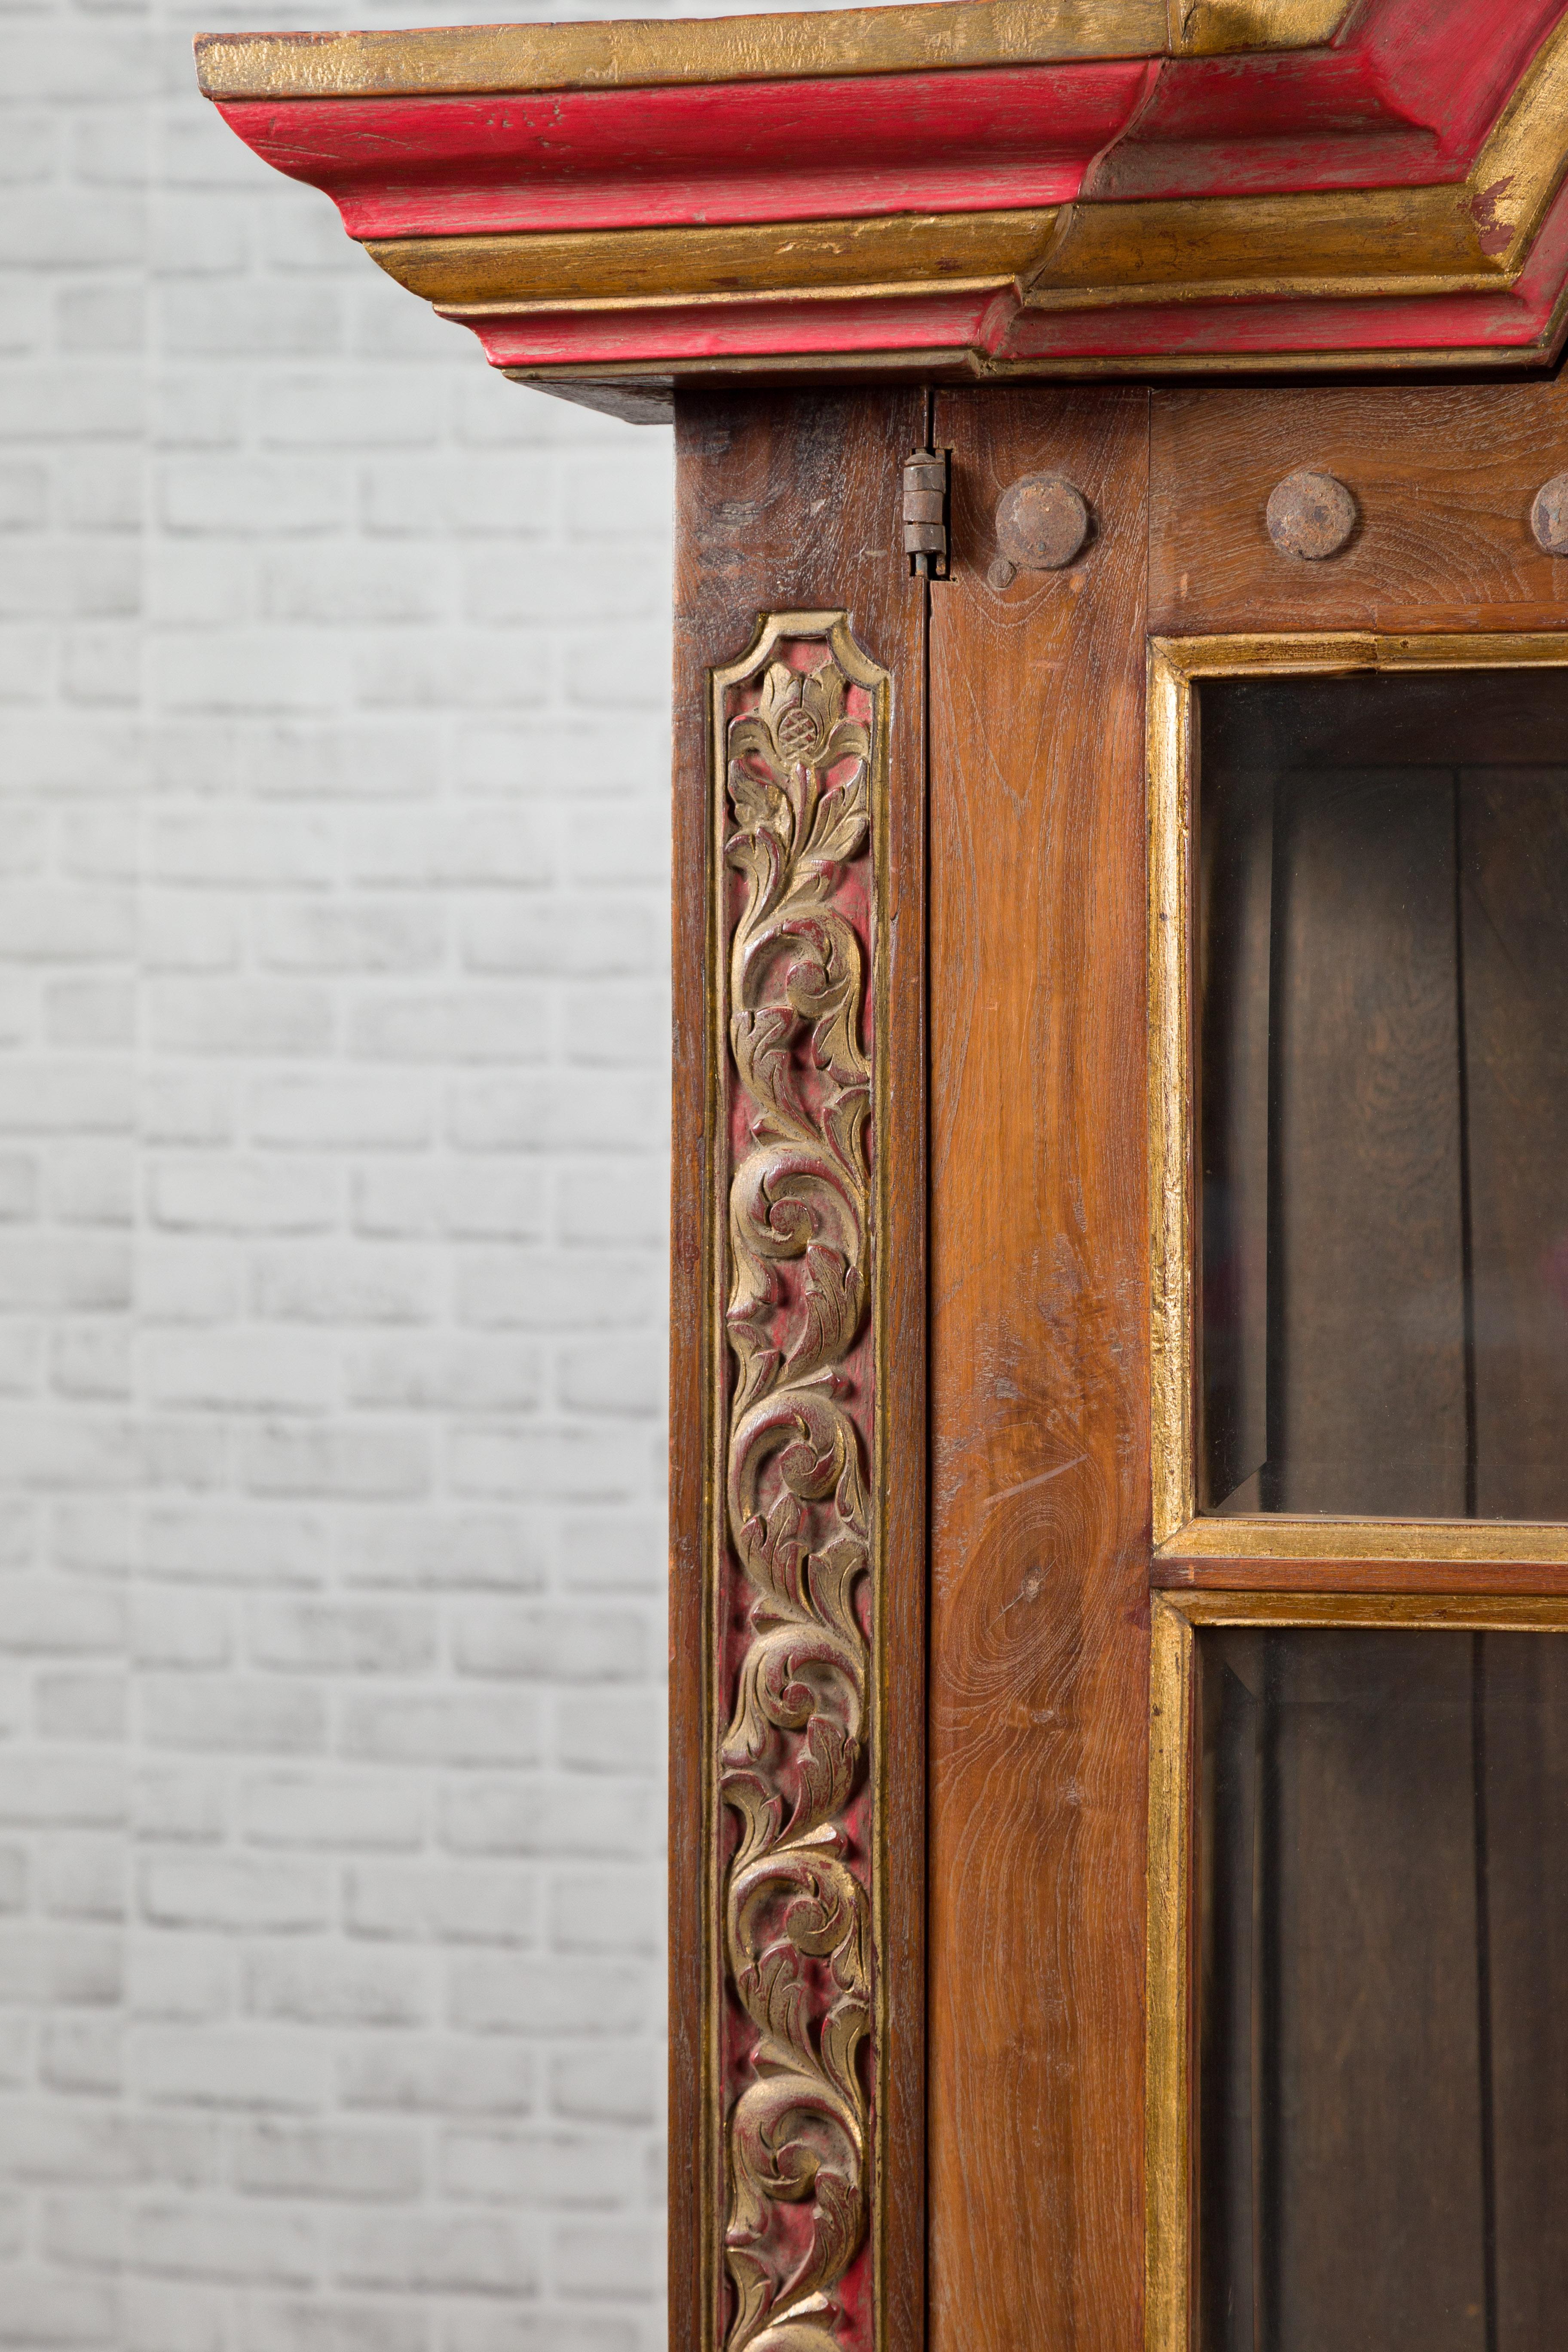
(197, 0, 1568, 420)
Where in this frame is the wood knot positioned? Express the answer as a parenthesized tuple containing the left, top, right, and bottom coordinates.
(1001, 1567, 1047, 1616)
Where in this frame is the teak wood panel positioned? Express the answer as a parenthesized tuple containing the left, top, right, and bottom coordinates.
(927, 387, 1151, 2352)
(1149, 380, 1568, 638)
(671, 388, 928, 2352)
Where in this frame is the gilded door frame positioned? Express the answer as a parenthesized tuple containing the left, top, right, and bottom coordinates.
(1144, 626, 1568, 2352)
(1146, 1588, 1568, 2352)
(1147, 628, 1568, 1564)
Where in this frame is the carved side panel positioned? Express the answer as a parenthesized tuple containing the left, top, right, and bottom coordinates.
(711, 612, 887, 2352)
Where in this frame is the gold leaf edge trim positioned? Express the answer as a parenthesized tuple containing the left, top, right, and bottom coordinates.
(195, 0, 1362, 104)
(1147, 629, 1568, 1576)
(1145, 1594, 1193, 2352)
(1144, 1583, 1568, 2352)
(368, 212, 1060, 312)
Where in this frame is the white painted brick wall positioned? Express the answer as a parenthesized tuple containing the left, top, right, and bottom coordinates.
(0, 0, 872, 2321)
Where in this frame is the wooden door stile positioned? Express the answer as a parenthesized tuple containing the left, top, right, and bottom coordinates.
(926, 386, 1152, 2352)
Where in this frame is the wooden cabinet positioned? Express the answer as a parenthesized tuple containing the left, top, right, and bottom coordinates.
(675, 377, 1568, 2352)
(198, 12, 1568, 2352)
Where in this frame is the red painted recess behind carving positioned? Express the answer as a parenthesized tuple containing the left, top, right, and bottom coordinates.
(214, 62, 1152, 238)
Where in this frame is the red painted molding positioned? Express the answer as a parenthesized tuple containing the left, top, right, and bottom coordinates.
(1090, 0, 1568, 201)
(213, 62, 1155, 239)
(198, 0, 1568, 396)
(435, 178, 1568, 376)
(467, 286, 1011, 368)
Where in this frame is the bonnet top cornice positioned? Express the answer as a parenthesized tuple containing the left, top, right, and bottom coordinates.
(197, 0, 1568, 420)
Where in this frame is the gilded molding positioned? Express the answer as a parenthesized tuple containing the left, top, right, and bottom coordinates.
(369, 213, 1060, 312)
(1146, 643, 1191, 1549)
(1147, 629, 1568, 1561)
(193, 3, 1164, 100)
(1145, 1595, 1193, 2352)
(1169, 0, 1351, 52)
(710, 614, 887, 2352)
(1161, 1516, 1568, 1565)
(194, 0, 1355, 103)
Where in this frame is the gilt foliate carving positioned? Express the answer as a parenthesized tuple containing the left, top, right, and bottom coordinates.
(712, 617, 885, 2352)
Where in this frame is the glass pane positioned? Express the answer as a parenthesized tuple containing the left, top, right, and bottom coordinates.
(1198, 668, 1568, 1518)
(1197, 1626, 1568, 2352)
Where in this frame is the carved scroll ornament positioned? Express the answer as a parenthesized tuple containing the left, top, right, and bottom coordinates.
(712, 615, 886, 2352)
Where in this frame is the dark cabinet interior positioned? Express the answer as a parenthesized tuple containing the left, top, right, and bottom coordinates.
(1197, 1626, 1568, 2352)
(1199, 670, 1568, 1519)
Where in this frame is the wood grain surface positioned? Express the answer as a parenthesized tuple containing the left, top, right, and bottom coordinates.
(671, 386, 928, 2352)
(1151, 380, 1568, 638)
(926, 387, 1151, 2352)
(1460, 769, 1568, 1520)
(1480, 1632, 1568, 2350)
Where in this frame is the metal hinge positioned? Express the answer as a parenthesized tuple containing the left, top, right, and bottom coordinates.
(902, 446, 949, 580)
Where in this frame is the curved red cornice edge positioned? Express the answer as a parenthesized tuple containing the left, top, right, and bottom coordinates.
(196, 0, 1568, 413)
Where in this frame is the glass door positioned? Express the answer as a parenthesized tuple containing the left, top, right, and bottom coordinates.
(1149, 637, 1568, 2352)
